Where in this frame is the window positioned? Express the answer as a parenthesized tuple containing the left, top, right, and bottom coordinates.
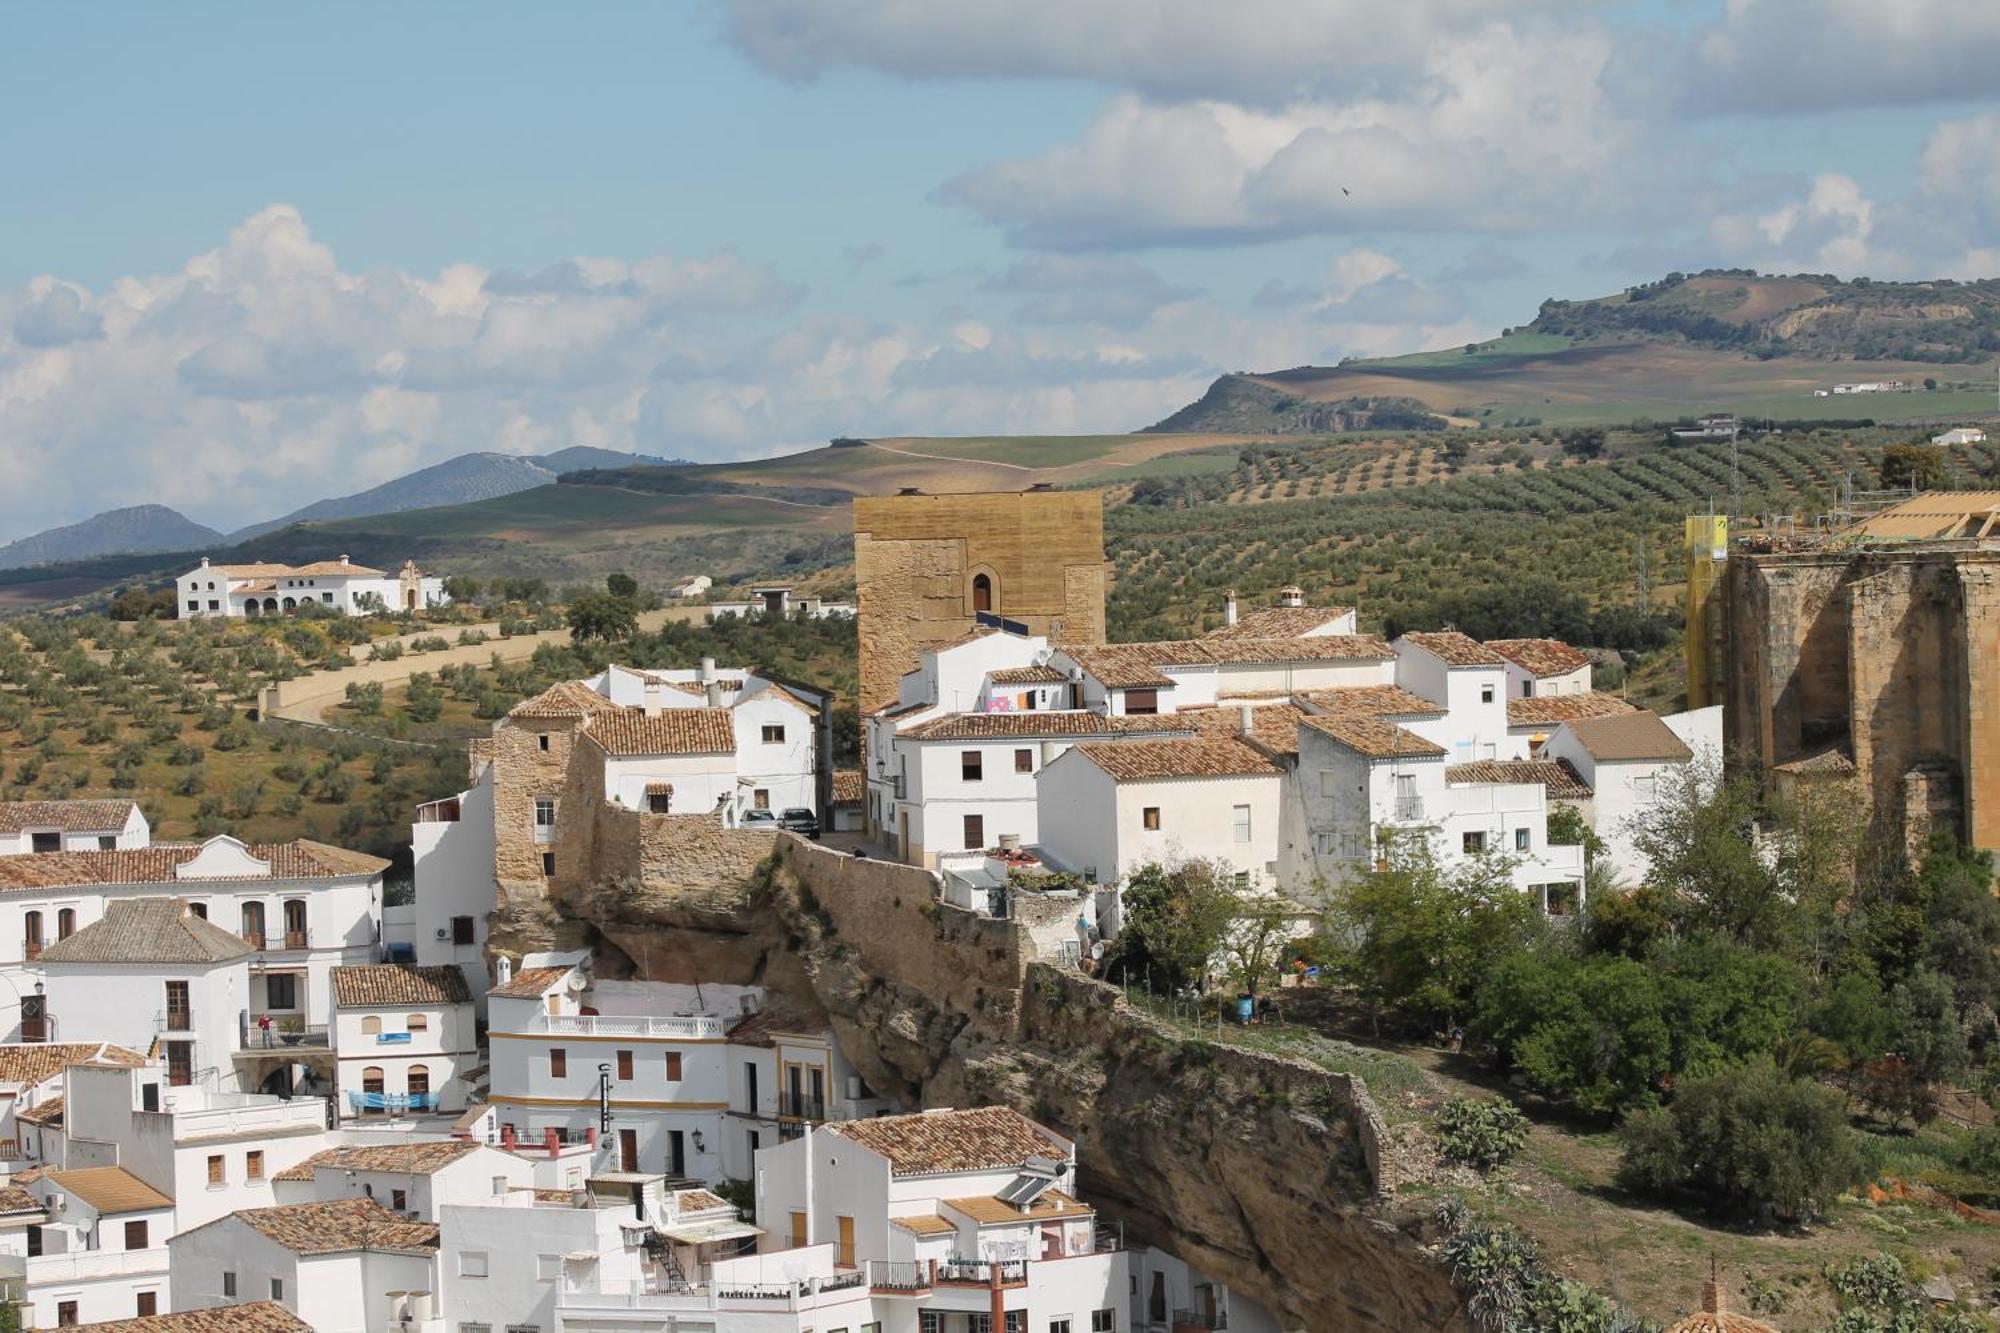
(207, 1154, 224, 1188)
(136, 1293, 157, 1316)
(56, 908, 74, 939)
(537, 733, 550, 752)
(408, 1013, 429, 1032)
(963, 814, 984, 850)
(265, 973, 297, 1010)
(408, 1065, 430, 1098)
(1051, 1323, 1071, 1333)
(534, 798, 556, 827)
(920, 1314, 944, 1333)
(1633, 774, 1658, 805)
(362, 1015, 383, 1036)
(246, 1150, 264, 1181)
(165, 1042, 192, 1087)
(30, 832, 59, 854)
(1015, 748, 1034, 774)
(616, 1050, 634, 1080)
(790, 1211, 808, 1248)
(1463, 831, 1486, 855)
(1005, 1316, 1026, 1333)
(1142, 807, 1161, 831)
(1233, 804, 1252, 844)
(461, 1326, 493, 1333)
(1522, 679, 1535, 698)
(240, 901, 266, 946)
(1124, 687, 1159, 715)
(460, 1249, 489, 1278)
(550, 1048, 567, 1078)
(282, 898, 306, 947)
(221, 1273, 236, 1298)
(362, 1066, 385, 1095)
(1515, 827, 1530, 851)
(962, 750, 983, 781)
(541, 851, 556, 877)
(753, 788, 770, 810)
(1232, 871, 1251, 889)
(1092, 1313, 1117, 1333)
(665, 1051, 682, 1080)
(22, 911, 41, 958)
(762, 724, 785, 744)
(187, 902, 207, 920)
(392, 1188, 408, 1212)
(270, 1278, 284, 1301)
(972, 572, 993, 612)
(648, 789, 672, 813)
(1319, 770, 1339, 797)
(124, 1219, 148, 1249)
(451, 915, 476, 945)
(58, 1300, 78, 1325)
(97, 835, 115, 851)
(1481, 683, 1495, 704)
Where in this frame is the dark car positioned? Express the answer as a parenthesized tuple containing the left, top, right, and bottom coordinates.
(777, 807, 821, 838)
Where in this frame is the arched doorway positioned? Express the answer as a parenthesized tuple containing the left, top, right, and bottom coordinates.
(281, 596, 296, 612)
(262, 597, 278, 614)
(244, 601, 260, 619)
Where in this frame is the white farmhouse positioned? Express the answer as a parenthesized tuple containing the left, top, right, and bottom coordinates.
(1485, 638, 1594, 700)
(0, 801, 149, 856)
(669, 574, 713, 599)
(1933, 427, 1988, 446)
(1542, 711, 1697, 885)
(328, 965, 476, 1120)
(38, 899, 254, 1093)
(175, 555, 447, 619)
(166, 1197, 439, 1328)
(14, 1166, 175, 1327)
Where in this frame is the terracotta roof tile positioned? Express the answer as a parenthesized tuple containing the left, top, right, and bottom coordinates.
(1186, 702, 1308, 750)
(831, 770, 863, 804)
(1485, 638, 1593, 677)
(1060, 643, 1182, 689)
(490, 966, 573, 999)
(1300, 685, 1447, 718)
(0, 1186, 40, 1215)
(508, 681, 623, 720)
(1446, 759, 1592, 799)
(1073, 737, 1281, 782)
(1204, 606, 1355, 641)
(987, 665, 1069, 685)
(0, 1042, 148, 1087)
(1067, 635, 1393, 688)
(212, 1197, 440, 1255)
(1300, 714, 1448, 760)
(332, 964, 472, 1008)
(1506, 691, 1638, 728)
(583, 707, 735, 756)
(0, 839, 388, 892)
(16, 1096, 63, 1128)
(826, 1107, 1067, 1177)
(673, 1188, 732, 1213)
(890, 1213, 957, 1236)
(1774, 746, 1856, 776)
(1399, 630, 1505, 667)
(46, 1166, 173, 1214)
(0, 800, 137, 835)
(67, 1301, 312, 1333)
(726, 1000, 827, 1048)
(40, 899, 254, 966)
(1563, 711, 1693, 763)
(272, 1141, 484, 1177)
(1201, 635, 1394, 665)
(898, 712, 1191, 742)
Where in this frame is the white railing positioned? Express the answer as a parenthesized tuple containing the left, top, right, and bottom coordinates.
(169, 1096, 327, 1141)
(529, 1013, 726, 1040)
(559, 1276, 871, 1313)
(28, 1248, 170, 1282)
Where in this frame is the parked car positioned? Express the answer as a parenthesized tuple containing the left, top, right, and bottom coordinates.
(778, 807, 820, 838)
(740, 809, 779, 831)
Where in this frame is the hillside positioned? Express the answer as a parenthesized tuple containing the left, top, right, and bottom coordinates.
(0, 504, 221, 571)
(227, 446, 685, 539)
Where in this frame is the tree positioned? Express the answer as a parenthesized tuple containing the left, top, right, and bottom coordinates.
(1219, 898, 1293, 997)
(442, 575, 481, 603)
(1545, 804, 1606, 863)
(1618, 1061, 1859, 1224)
(1629, 763, 1789, 949)
(1103, 861, 1241, 994)
(566, 593, 638, 642)
(1477, 951, 1673, 1112)
(1441, 438, 1472, 471)
(1880, 442, 1946, 491)
(605, 572, 638, 600)
(1559, 428, 1606, 460)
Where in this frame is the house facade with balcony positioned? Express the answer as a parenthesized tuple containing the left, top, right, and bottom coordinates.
(165, 1196, 440, 1328)
(13, 1165, 176, 1327)
(328, 964, 476, 1119)
(0, 800, 149, 856)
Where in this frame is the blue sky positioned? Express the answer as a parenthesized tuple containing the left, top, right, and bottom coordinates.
(2, 0, 1997, 542)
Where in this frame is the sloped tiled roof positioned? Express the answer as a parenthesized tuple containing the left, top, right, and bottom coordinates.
(489, 966, 573, 999)
(1202, 635, 1394, 665)
(1485, 638, 1593, 677)
(830, 770, 863, 804)
(1186, 702, 1308, 751)
(898, 712, 1190, 742)
(332, 964, 472, 1008)
(66, 1302, 311, 1333)
(1446, 759, 1592, 799)
(1563, 711, 1694, 763)
(40, 899, 253, 966)
(1067, 635, 1394, 689)
(214, 1197, 440, 1255)
(0, 800, 137, 834)
(1299, 685, 1447, 719)
(826, 1106, 1065, 1177)
(1060, 643, 1181, 689)
(0, 1042, 148, 1088)
(1204, 606, 1355, 641)
(0, 839, 388, 891)
(987, 665, 1070, 685)
(16, 1096, 63, 1128)
(271, 1141, 484, 1178)
(1300, 714, 1448, 760)
(1072, 738, 1281, 782)
(0, 1186, 41, 1216)
(508, 681, 624, 720)
(890, 1212, 957, 1235)
(46, 1166, 173, 1214)
(1507, 691, 1638, 728)
(1399, 630, 1505, 667)
(1774, 746, 1856, 776)
(583, 707, 735, 756)
(726, 1000, 827, 1048)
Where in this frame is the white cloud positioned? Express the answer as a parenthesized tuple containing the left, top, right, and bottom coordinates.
(1688, 0, 2000, 112)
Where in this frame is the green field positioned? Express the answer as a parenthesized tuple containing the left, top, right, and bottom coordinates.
(1343, 329, 1575, 371)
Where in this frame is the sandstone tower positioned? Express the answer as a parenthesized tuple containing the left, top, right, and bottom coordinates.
(853, 485, 1109, 713)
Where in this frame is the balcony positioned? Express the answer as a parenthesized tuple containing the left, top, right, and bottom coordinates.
(347, 1091, 437, 1114)
(560, 1273, 873, 1314)
(1173, 1310, 1229, 1332)
(156, 1009, 194, 1035)
(21, 941, 40, 962)
(164, 1089, 330, 1140)
(936, 1258, 1027, 1289)
(777, 1093, 826, 1122)
(282, 930, 308, 950)
(237, 1015, 331, 1052)
(414, 796, 461, 824)
(1391, 795, 1426, 822)
(527, 1013, 726, 1040)
(28, 1248, 170, 1283)
(867, 1260, 932, 1295)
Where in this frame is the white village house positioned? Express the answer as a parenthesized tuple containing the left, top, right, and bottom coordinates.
(327, 964, 476, 1120)
(175, 556, 447, 619)
(0, 801, 149, 857)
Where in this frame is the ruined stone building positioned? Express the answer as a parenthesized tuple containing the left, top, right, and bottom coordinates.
(852, 485, 1109, 714)
(1722, 491, 2000, 854)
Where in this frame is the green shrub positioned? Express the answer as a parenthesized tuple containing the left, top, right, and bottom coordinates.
(1436, 1096, 1531, 1171)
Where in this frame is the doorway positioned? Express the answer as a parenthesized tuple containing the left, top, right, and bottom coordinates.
(618, 1128, 639, 1172)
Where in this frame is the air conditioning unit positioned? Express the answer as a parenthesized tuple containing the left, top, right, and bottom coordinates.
(46, 1192, 64, 1214)
(433, 928, 449, 940)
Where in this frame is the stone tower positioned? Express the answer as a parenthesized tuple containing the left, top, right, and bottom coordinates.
(853, 485, 1109, 713)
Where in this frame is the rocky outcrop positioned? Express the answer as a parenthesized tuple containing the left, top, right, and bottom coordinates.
(518, 825, 1466, 1331)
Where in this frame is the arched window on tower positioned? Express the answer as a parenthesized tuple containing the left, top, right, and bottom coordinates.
(972, 573, 993, 613)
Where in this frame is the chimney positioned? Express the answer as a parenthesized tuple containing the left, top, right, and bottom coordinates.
(698, 656, 716, 684)
(1223, 589, 1238, 627)
(1277, 585, 1305, 609)
(897, 486, 923, 496)
(705, 681, 723, 708)
(199, 556, 211, 569)
(1238, 702, 1255, 737)
(641, 680, 663, 717)
(339, 554, 350, 566)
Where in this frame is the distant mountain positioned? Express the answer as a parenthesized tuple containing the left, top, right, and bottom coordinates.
(1146, 384, 1446, 435)
(228, 447, 685, 539)
(0, 505, 221, 571)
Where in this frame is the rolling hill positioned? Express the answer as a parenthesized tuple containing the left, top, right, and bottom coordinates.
(0, 504, 221, 571)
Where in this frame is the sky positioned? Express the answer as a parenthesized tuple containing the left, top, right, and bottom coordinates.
(2, 0, 1998, 543)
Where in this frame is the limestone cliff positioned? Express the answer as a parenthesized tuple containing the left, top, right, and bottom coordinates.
(509, 824, 1468, 1331)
